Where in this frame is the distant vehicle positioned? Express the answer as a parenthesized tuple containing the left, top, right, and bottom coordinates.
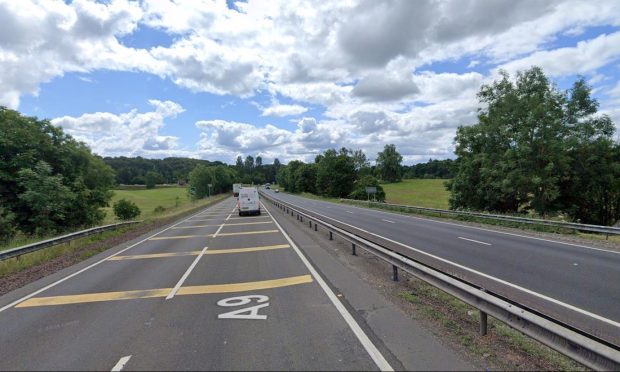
(233, 183, 242, 197)
(275, 189, 279, 193)
(265, 185, 270, 189)
(237, 187, 260, 216)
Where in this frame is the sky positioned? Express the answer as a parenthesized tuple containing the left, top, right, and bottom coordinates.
(2, 0, 620, 165)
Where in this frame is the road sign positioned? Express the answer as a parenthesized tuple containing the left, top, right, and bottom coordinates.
(365, 187, 377, 194)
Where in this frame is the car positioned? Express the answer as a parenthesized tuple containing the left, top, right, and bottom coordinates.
(275, 189, 279, 193)
(265, 185, 270, 189)
(237, 186, 261, 216)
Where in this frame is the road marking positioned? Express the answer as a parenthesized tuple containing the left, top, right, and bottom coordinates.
(346, 211, 353, 214)
(172, 225, 221, 229)
(458, 237, 491, 246)
(222, 221, 274, 226)
(149, 235, 212, 240)
(217, 295, 269, 320)
(275, 200, 620, 330)
(111, 355, 132, 371)
(0, 199, 233, 313)
(382, 219, 395, 224)
(331, 198, 620, 255)
(262, 202, 393, 371)
(207, 244, 289, 254)
(227, 215, 271, 220)
(166, 246, 209, 300)
(15, 275, 313, 308)
(108, 244, 291, 260)
(108, 251, 202, 260)
(216, 230, 279, 237)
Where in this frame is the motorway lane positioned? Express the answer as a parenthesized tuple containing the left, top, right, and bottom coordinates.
(264, 190, 620, 344)
(0, 198, 388, 371)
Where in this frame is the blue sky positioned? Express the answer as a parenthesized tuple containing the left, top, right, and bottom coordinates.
(3, 0, 620, 164)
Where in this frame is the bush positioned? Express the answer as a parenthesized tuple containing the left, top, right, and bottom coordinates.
(113, 199, 141, 220)
(349, 175, 386, 202)
(154, 205, 166, 213)
(0, 207, 16, 243)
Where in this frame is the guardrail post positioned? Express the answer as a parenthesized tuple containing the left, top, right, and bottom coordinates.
(300, 215, 303, 222)
(479, 311, 488, 336)
(392, 265, 398, 281)
(314, 223, 318, 231)
(309, 220, 312, 228)
(329, 231, 333, 240)
(352, 243, 357, 256)
(297, 214, 299, 221)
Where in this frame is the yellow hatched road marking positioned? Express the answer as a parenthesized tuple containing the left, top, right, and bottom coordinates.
(15, 274, 313, 308)
(149, 235, 212, 240)
(227, 216, 271, 220)
(216, 230, 279, 237)
(108, 244, 290, 260)
(224, 221, 273, 226)
(108, 251, 202, 260)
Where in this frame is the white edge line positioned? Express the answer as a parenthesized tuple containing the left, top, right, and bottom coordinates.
(326, 198, 620, 255)
(261, 202, 393, 371)
(458, 237, 491, 246)
(166, 246, 209, 300)
(0, 199, 234, 313)
(275, 200, 620, 329)
(111, 355, 132, 372)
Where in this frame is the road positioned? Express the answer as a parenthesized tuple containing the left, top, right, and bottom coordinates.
(0, 198, 394, 370)
(263, 190, 620, 345)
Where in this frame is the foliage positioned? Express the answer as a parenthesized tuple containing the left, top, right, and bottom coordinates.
(449, 67, 620, 225)
(145, 171, 164, 189)
(113, 199, 141, 220)
(316, 148, 357, 197)
(402, 159, 457, 179)
(188, 164, 236, 198)
(349, 176, 386, 202)
(0, 207, 16, 243)
(376, 144, 403, 182)
(103, 156, 225, 185)
(0, 107, 115, 236)
(154, 205, 166, 213)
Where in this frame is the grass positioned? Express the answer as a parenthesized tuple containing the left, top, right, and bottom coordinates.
(398, 279, 584, 371)
(382, 179, 451, 209)
(103, 186, 200, 224)
(0, 191, 229, 278)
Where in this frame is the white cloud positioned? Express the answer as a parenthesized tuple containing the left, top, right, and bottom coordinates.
(259, 100, 308, 117)
(51, 100, 182, 157)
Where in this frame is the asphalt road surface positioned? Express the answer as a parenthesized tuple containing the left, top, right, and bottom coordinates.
(263, 190, 620, 346)
(0, 198, 396, 371)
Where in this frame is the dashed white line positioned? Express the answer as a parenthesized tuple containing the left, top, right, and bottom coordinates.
(111, 355, 132, 371)
(166, 245, 209, 300)
(458, 237, 491, 246)
(382, 219, 395, 224)
(346, 211, 353, 214)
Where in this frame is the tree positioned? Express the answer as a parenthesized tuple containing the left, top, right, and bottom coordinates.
(449, 67, 619, 224)
(113, 199, 141, 220)
(236, 156, 243, 169)
(315, 149, 356, 197)
(255, 156, 263, 167)
(376, 144, 403, 182)
(295, 163, 317, 194)
(145, 171, 164, 189)
(17, 161, 75, 235)
(0, 207, 16, 242)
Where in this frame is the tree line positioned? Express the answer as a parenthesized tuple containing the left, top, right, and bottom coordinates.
(275, 144, 404, 201)
(402, 159, 456, 179)
(0, 107, 116, 241)
(448, 67, 620, 225)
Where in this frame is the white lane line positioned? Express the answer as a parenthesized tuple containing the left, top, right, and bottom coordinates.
(0, 199, 234, 313)
(166, 246, 209, 300)
(226, 214, 232, 221)
(328, 199, 620, 255)
(111, 355, 132, 371)
(382, 219, 395, 224)
(274, 201, 620, 330)
(346, 211, 353, 214)
(458, 237, 491, 246)
(262, 202, 393, 371)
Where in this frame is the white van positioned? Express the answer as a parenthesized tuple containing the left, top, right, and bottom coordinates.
(237, 187, 261, 216)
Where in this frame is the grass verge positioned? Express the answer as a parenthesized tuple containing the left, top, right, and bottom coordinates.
(382, 179, 451, 209)
(397, 276, 586, 371)
(0, 193, 229, 290)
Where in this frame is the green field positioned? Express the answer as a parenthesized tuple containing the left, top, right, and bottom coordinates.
(102, 186, 212, 224)
(382, 179, 451, 209)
